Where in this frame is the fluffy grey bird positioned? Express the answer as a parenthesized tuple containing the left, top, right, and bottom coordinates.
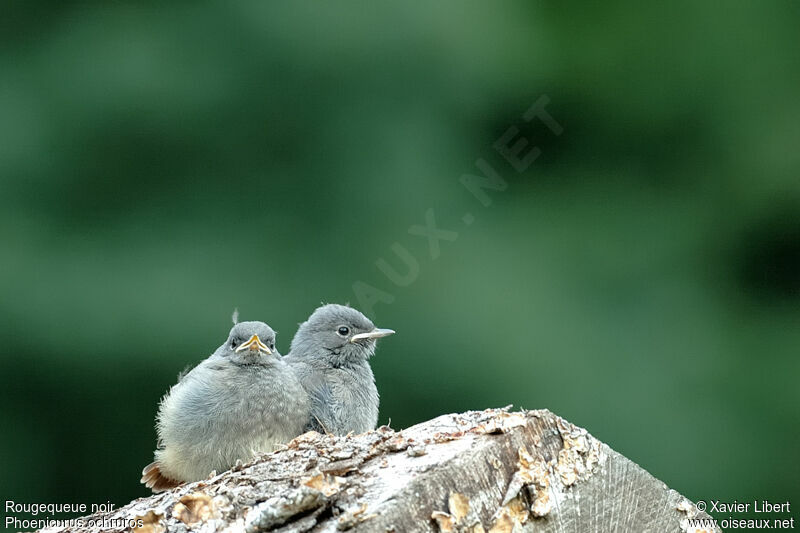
(284, 304, 394, 435)
(141, 321, 310, 492)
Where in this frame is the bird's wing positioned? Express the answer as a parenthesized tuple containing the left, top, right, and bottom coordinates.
(307, 383, 336, 434)
(287, 358, 337, 434)
(176, 357, 228, 384)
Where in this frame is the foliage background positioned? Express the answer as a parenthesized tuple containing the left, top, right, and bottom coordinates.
(1, 1, 798, 524)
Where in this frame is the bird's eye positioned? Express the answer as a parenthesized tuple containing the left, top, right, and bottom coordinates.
(230, 340, 238, 348)
(269, 343, 275, 350)
(337, 326, 350, 336)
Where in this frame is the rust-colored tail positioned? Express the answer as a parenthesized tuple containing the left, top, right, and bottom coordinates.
(141, 462, 181, 492)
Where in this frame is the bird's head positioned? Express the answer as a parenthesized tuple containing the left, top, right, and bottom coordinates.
(215, 321, 278, 365)
(290, 304, 394, 366)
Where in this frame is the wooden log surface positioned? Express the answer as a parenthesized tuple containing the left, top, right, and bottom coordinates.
(39, 408, 719, 533)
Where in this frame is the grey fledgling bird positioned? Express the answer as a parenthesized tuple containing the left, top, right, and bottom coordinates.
(284, 304, 394, 435)
(141, 321, 310, 492)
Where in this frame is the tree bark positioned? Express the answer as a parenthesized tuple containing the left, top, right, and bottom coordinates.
(39, 408, 718, 532)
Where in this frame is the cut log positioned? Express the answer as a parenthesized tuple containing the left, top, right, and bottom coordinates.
(38, 408, 719, 532)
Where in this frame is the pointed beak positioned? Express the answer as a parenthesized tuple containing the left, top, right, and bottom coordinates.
(235, 334, 272, 355)
(350, 328, 395, 343)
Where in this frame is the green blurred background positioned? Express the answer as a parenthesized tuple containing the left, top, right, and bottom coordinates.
(1, 0, 798, 525)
